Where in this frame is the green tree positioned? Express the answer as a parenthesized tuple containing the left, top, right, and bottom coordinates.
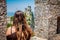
(7, 23, 12, 28)
(10, 16, 14, 21)
(24, 6, 35, 30)
(7, 16, 14, 28)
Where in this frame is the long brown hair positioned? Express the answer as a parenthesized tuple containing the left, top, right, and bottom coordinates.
(13, 10, 32, 40)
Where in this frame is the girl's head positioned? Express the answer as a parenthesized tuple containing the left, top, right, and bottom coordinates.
(13, 10, 32, 40)
(13, 10, 26, 26)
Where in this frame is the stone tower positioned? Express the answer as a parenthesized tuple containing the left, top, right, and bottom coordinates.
(35, 0, 60, 40)
(0, 0, 7, 40)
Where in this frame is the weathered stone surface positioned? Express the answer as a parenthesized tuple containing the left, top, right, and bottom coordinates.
(35, 0, 60, 40)
(30, 36, 47, 40)
(35, 0, 47, 4)
(48, 0, 60, 5)
(0, 0, 7, 40)
(35, 1, 50, 39)
(52, 34, 60, 40)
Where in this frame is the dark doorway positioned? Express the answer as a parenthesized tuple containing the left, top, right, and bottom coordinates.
(57, 16, 60, 34)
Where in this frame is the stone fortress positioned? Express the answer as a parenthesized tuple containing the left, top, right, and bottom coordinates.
(0, 0, 60, 40)
(0, 0, 7, 40)
(34, 0, 60, 40)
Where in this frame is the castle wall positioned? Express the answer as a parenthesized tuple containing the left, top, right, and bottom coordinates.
(0, 0, 7, 40)
(35, 0, 60, 40)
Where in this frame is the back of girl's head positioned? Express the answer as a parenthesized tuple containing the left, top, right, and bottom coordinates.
(13, 10, 26, 26)
(13, 10, 32, 40)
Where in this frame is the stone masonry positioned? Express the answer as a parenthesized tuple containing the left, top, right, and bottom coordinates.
(0, 0, 7, 40)
(34, 0, 60, 40)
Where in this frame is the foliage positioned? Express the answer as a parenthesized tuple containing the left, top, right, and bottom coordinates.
(7, 16, 13, 28)
(7, 23, 12, 28)
(10, 16, 14, 21)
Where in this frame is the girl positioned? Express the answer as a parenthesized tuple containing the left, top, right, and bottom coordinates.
(6, 10, 33, 40)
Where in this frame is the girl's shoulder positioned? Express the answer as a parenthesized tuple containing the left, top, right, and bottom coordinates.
(6, 26, 16, 36)
(7, 26, 15, 30)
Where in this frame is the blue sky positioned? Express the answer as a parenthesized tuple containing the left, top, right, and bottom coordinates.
(6, 0, 35, 16)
